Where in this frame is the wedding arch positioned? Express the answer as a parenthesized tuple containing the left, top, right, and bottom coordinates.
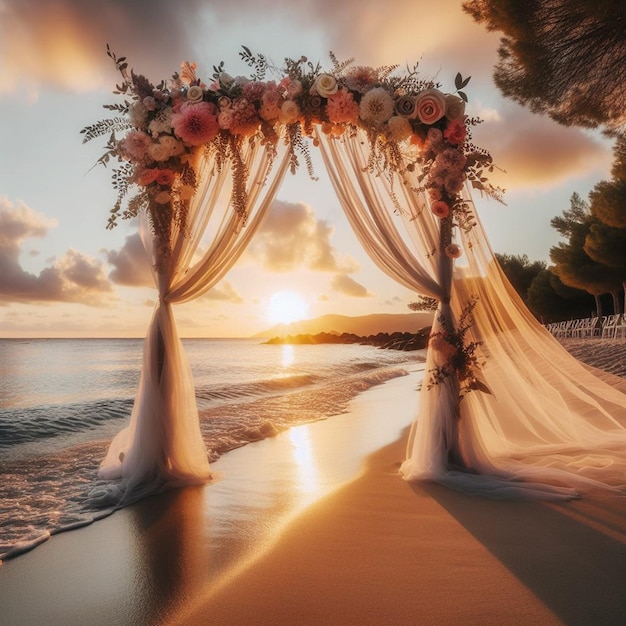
(83, 47, 626, 505)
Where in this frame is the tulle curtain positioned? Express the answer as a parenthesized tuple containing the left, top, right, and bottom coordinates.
(318, 128, 626, 500)
(96, 141, 291, 504)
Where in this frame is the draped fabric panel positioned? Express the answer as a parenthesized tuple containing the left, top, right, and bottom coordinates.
(318, 128, 626, 500)
(95, 142, 291, 504)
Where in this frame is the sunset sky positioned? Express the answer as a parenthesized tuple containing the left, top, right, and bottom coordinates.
(0, 0, 612, 338)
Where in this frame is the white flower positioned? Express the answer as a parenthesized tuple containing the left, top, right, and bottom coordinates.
(387, 116, 412, 141)
(359, 87, 395, 126)
(148, 107, 174, 137)
(279, 100, 300, 124)
(186, 85, 204, 103)
(234, 75, 251, 87)
(311, 73, 338, 98)
(219, 72, 235, 88)
(445, 94, 466, 121)
(142, 96, 156, 111)
(128, 101, 148, 127)
(147, 142, 170, 162)
(159, 135, 184, 156)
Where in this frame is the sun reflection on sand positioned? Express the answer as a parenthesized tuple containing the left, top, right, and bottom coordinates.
(288, 425, 319, 498)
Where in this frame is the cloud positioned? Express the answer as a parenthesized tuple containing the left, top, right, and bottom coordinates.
(249, 200, 359, 273)
(473, 104, 612, 189)
(0, 197, 113, 304)
(330, 274, 373, 298)
(105, 233, 153, 287)
(199, 281, 243, 303)
(0, 0, 496, 96)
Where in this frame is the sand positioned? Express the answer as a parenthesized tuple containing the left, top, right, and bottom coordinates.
(1, 343, 625, 625)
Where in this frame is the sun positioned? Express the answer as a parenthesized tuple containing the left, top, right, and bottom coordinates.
(267, 291, 309, 326)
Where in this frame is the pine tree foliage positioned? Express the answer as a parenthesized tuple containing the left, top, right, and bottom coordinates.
(463, 0, 626, 133)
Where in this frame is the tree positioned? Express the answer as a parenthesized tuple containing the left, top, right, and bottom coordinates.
(584, 137, 626, 311)
(495, 253, 545, 302)
(527, 269, 596, 323)
(463, 0, 626, 133)
(550, 193, 622, 315)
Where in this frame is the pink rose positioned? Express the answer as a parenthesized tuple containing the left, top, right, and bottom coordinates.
(430, 200, 450, 218)
(137, 168, 159, 186)
(415, 89, 446, 125)
(443, 119, 467, 145)
(155, 169, 175, 186)
(445, 243, 463, 259)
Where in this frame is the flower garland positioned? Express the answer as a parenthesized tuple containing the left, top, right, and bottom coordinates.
(82, 45, 502, 251)
(427, 297, 491, 400)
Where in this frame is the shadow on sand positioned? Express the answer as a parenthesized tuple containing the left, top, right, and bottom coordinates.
(419, 482, 626, 626)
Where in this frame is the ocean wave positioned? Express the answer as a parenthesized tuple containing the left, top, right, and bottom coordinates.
(0, 398, 133, 450)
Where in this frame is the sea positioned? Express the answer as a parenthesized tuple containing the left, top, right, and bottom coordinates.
(0, 337, 423, 562)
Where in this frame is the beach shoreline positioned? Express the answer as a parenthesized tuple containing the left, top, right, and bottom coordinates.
(1, 340, 625, 625)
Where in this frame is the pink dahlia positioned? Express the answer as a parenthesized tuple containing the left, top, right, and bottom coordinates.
(171, 101, 218, 146)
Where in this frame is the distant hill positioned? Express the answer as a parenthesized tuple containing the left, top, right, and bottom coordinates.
(252, 312, 434, 339)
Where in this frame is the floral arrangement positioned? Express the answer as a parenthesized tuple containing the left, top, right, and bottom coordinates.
(427, 297, 491, 400)
(81, 46, 502, 251)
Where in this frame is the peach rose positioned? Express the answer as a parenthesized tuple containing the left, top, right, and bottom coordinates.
(415, 89, 446, 125)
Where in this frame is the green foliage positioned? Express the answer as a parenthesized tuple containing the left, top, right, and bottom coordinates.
(589, 180, 626, 229)
(527, 269, 596, 323)
(495, 252, 545, 301)
(549, 193, 623, 297)
(408, 296, 439, 311)
(463, 0, 626, 133)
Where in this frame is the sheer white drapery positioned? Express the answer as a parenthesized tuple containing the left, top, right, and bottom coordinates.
(96, 142, 291, 504)
(318, 128, 626, 500)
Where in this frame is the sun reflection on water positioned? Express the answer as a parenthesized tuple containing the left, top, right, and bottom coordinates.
(281, 344, 295, 369)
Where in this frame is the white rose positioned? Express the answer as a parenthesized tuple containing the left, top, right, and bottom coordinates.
(279, 100, 300, 124)
(312, 73, 338, 98)
(234, 75, 251, 87)
(148, 142, 171, 162)
(159, 135, 184, 156)
(186, 85, 204, 103)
